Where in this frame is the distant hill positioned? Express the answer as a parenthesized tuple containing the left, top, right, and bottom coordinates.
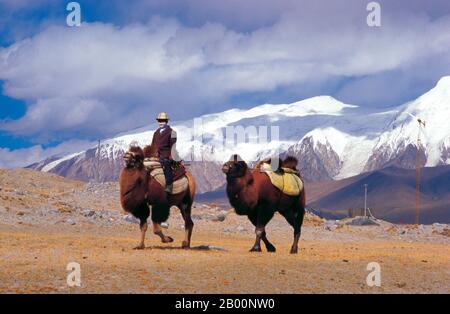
(307, 165, 450, 224)
(195, 183, 229, 207)
(198, 165, 450, 224)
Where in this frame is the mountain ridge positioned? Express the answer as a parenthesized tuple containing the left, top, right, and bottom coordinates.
(27, 76, 450, 193)
(307, 164, 450, 224)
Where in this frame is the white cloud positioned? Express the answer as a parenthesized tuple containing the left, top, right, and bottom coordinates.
(0, 139, 95, 168)
(0, 8, 449, 141)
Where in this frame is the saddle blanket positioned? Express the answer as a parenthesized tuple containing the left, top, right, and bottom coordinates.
(148, 167, 189, 194)
(259, 163, 304, 196)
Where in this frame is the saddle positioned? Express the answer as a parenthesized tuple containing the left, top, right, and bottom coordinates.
(143, 157, 188, 194)
(258, 162, 304, 196)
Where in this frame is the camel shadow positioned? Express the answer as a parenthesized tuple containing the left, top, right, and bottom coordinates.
(143, 244, 226, 251)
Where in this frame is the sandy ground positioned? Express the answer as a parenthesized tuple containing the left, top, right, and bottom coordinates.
(0, 169, 449, 294)
(0, 215, 449, 294)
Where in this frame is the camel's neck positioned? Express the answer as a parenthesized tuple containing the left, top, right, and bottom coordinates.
(120, 166, 147, 200)
(226, 169, 257, 215)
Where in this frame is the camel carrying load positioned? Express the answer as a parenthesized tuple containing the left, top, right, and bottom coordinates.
(258, 162, 304, 196)
(222, 154, 306, 254)
(143, 157, 189, 194)
(120, 145, 196, 249)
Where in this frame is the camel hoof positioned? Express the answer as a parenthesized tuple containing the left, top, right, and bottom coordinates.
(181, 241, 190, 249)
(162, 236, 174, 243)
(133, 244, 145, 250)
(249, 246, 262, 252)
(266, 245, 276, 253)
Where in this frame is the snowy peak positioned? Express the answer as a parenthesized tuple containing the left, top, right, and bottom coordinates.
(28, 95, 366, 190)
(277, 96, 356, 117)
(366, 76, 450, 170)
(435, 76, 450, 89)
(28, 76, 450, 191)
(404, 76, 450, 119)
(301, 127, 350, 157)
(199, 95, 353, 130)
(404, 77, 449, 140)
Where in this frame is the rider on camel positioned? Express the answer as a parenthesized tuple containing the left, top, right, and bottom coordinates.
(150, 112, 177, 193)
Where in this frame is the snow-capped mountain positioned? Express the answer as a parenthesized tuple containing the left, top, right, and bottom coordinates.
(365, 76, 450, 171)
(28, 77, 450, 192)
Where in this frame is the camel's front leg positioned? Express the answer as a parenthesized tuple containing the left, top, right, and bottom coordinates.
(250, 226, 264, 252)
(153, 222, 174, 243)
(261, 231, 276, 252)
(134, 221, 148, 250)
(249, 207, 274, 252)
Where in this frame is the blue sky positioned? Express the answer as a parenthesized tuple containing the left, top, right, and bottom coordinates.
(0, 0, 450, 167)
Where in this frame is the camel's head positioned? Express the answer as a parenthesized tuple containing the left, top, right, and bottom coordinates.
(222, 154, 248, 178)
(123, 145, 144, 169)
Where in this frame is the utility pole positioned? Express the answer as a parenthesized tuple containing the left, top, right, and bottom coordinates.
(415, 131, 421, 225)
(407, 113, 425, 226)
(96, 139, 101, 183)
(364, 184, 368, 218)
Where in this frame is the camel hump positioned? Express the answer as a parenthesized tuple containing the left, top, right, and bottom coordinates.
(148, 168, 189, 194)
(256, 156, 298, 172)
(259, 163, 304, 196)
(128, 145, 144, 157)
(255, 157, 281, 171)
(281, 156, 298, 170)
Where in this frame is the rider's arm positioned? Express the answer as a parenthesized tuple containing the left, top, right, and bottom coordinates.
(170, 129, 177, 147)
